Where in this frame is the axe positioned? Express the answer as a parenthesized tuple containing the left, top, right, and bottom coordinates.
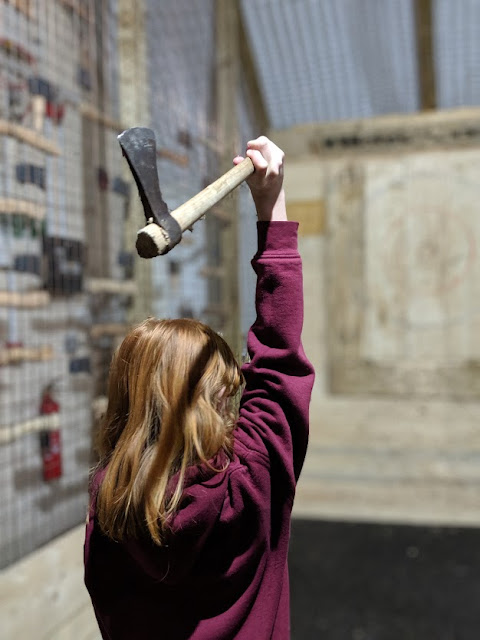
(118, 127, 254, 258)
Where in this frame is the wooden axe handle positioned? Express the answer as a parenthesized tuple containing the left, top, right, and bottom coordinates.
(136, 157, 254, 257)
(172, 156, 254, 229)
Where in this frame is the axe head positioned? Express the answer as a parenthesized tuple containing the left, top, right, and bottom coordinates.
(118, 127, 182, 256)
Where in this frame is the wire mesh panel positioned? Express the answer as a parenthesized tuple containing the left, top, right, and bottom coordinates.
(0, 0, 264, 570)
(0, 0, 131, 568)
(144, 0, 214, 323)
(142, 0, 264, 343)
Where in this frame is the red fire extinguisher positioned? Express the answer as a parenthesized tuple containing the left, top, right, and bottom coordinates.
(39, 383, 62, 481)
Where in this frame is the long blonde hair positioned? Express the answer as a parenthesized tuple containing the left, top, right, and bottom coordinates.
(94, 317, 243, 545)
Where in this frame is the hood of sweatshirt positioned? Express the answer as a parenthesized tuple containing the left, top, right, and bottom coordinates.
(85, 449, 241, 599)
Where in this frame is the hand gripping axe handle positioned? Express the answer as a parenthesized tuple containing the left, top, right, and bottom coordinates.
(118, 127, 254, 258)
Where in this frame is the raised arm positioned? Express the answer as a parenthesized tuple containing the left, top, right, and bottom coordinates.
(233, 135, 287, 223)
(234, 137, 315, 486)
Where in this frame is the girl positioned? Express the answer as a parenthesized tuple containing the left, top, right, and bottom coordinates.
(84, 136, 315, 639)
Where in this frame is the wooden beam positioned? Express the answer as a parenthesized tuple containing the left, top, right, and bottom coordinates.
(0, 121, 61, 155)
(271, 107, 480, 157)
(0, 345, 53, 366)
(216, 0, 242, 355)
(118, 0, 153, 323)
(90, 323, 129, 339)
(0, 291, 50, 308)
(79, 103, 125, 132)
(0, 199, 46, 221)
(414, 0, 436, 110)
(85, 278, 136, 295)
(0, 414, 59, 445)
(157, 148, 189, 168)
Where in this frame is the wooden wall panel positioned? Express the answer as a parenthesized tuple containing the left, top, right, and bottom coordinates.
(326, 150, 480, 399)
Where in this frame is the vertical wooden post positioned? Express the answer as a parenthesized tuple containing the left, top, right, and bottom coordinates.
(414, 0, 436, 110)
(118, 0, 153, 323)
(215, 0, 242, 355)
(96, 0, 110, 278)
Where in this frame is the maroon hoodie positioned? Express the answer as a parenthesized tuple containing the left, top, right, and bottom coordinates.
(84, 221, 315, 639)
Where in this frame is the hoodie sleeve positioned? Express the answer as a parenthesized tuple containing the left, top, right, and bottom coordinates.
(235, 221, 315, 487)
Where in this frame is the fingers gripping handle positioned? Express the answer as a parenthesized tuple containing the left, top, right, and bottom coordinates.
(136, 157, 254, 258)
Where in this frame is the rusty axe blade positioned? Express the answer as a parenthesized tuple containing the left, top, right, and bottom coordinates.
(118, 127, 182, 257)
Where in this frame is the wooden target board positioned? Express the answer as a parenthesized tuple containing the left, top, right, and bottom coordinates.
(326, 149, 480, 399)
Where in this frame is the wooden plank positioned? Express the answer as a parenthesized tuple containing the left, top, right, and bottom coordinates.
(0, 120, 61, 155)
(0, 291, 50, 307)
(0, 345, 53, 366)
(304, 445, 480, 484)
(90, 323, 129, 339)
(294, 477, 480, 528)
(79, 103, 125, 132)
(415, 0, 436, 110)
(0, 526, 98, 640)
(118, 0, 153, 324)
(326, 150, 480, 400)
(294, 396, 480, 526)
(85, 278, 136, 295)
(331, 360, 480, 399)
(0, 413, 59, 445)
(0, 199, 46, 220)
(216, 0, 241, 353)
(271, 107, 480, 157)
(306, 397, 480, 451)
(326, 162, 365, 364)
(157, 147, 189, 168)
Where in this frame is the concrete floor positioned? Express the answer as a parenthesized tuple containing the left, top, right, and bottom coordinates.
(289, 519, 480, 640)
